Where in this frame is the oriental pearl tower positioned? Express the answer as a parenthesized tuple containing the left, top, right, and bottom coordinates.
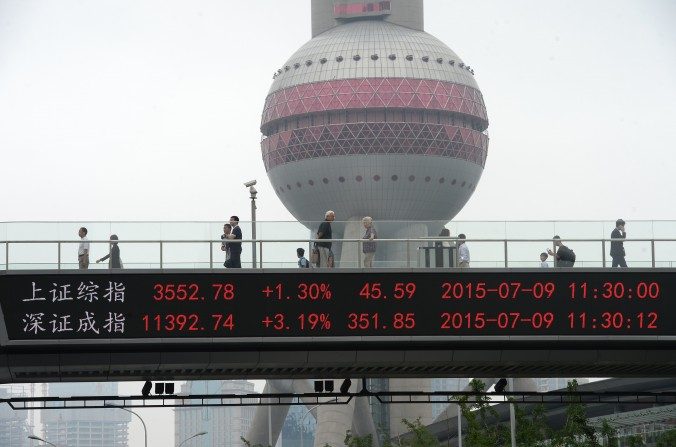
(250, 2, 491, 446)
(260, 0, 489, 266)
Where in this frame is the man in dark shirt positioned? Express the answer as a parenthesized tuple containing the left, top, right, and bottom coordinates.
(316, 210, 335, 268)
(610, 218, 627, 268)
(547, 235, 575, 267)
(223, 215, 242, 268)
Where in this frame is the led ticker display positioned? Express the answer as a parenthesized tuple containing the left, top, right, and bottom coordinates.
(0, 270, 674, 342)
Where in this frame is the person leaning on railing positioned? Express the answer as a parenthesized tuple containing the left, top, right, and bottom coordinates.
(547, 236, 576, 267)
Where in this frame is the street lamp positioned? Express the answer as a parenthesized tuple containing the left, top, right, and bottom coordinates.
(28, 434, 57, 447)
(300, 397, 338, 447)
(105, 403, 148, 447)
(178, 431, 208, 446)
(244, 180, 258, 268)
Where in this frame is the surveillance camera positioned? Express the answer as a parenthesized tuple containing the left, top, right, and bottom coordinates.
(244, 180, 257, 188)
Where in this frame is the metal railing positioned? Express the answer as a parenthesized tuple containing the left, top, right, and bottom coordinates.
(1, 237, 674, 270)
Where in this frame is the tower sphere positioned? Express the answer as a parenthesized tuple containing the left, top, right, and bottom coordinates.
(261, 16, 488, 222)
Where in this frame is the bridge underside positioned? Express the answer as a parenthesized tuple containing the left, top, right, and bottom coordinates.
(1, 342, 675, 383)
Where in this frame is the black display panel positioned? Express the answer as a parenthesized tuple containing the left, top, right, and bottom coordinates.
(0, 270, 673, 342)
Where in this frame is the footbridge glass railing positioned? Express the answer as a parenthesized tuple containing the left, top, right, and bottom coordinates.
(0, 220, 675, 269)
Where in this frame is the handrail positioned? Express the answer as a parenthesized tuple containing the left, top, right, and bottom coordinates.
(2, 237, 673, 270)
(1, 238, 674, 243)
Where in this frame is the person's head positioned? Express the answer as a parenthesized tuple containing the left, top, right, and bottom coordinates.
(362, 216, 373, 228)
(616, 219, 625, 230)
(229, 216, 239, 227)
(325, 210, 335, 221)
(540, 252, 548, 262)
(439, 228, 450, 237)
(553, 235, 562, 246)
(457, 233, 466, 244)
(223, 223, 232, 234)
(78, 227, 87, 238)
(297, 247, 305, 258)
(110, 234, 119, 244)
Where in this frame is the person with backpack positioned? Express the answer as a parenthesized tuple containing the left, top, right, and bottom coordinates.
(297, 247, 310, 268)
(547, 235, 576, 267)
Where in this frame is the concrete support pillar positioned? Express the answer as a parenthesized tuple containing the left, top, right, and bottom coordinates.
(246, 381, 292, 446)
(313, 380, 358, 447)
(353, 395, 380, 446)
(388, 378, 433, 438)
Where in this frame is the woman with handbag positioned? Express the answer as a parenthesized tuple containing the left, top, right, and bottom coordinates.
(361, 216, 377, 268)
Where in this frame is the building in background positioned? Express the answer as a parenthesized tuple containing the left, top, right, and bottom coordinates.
(281, 403, 316, 447)
(42, 383, 130, 447)
(0, 387, 31, 447)
(431, 378, 468, 419)
(175, 380, 256, 447)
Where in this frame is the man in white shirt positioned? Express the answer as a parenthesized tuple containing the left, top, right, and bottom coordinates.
(457, 233, 470, 268)
(78, 227, 90, 269)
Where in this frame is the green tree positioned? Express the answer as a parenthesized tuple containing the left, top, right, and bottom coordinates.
(550, 380, 601, 447)
(599, 420, 618, 447)
(241, 438, 271, 447)
(399, 418, 440, 447)
(345, 419, 439, 447)
(457, 379, 510, 447)
(655, 429, 676, 447)
(626, 434, 645, 447)
(344, 431, 375, 447)
(514, 403, 550, 446)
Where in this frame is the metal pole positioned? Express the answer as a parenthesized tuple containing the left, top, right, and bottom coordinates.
(508, 378, 516, 447)
(159, 241, 163, 269)
(267, 404, 272, 447)
(57, 242, 61, 271)
(28, 435, 57, 447)
(503, 240, 508, 268)
(651, 240, 656, 268)
(602, 240, 606, 268)
(357, 240, 361, 268)
(5, 242, 8, 271)
(209, 240, 213, 269)
(251, 196, 257, 269)
(259, 240, 263, 269)
(457, 404, 462, 447)
(178, 431, 208, 447)
(406, 240, 411, 267)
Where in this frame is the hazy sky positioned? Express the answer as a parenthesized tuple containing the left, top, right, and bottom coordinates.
(1, 0, 676, 445)
(1, 0, 675, 223)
